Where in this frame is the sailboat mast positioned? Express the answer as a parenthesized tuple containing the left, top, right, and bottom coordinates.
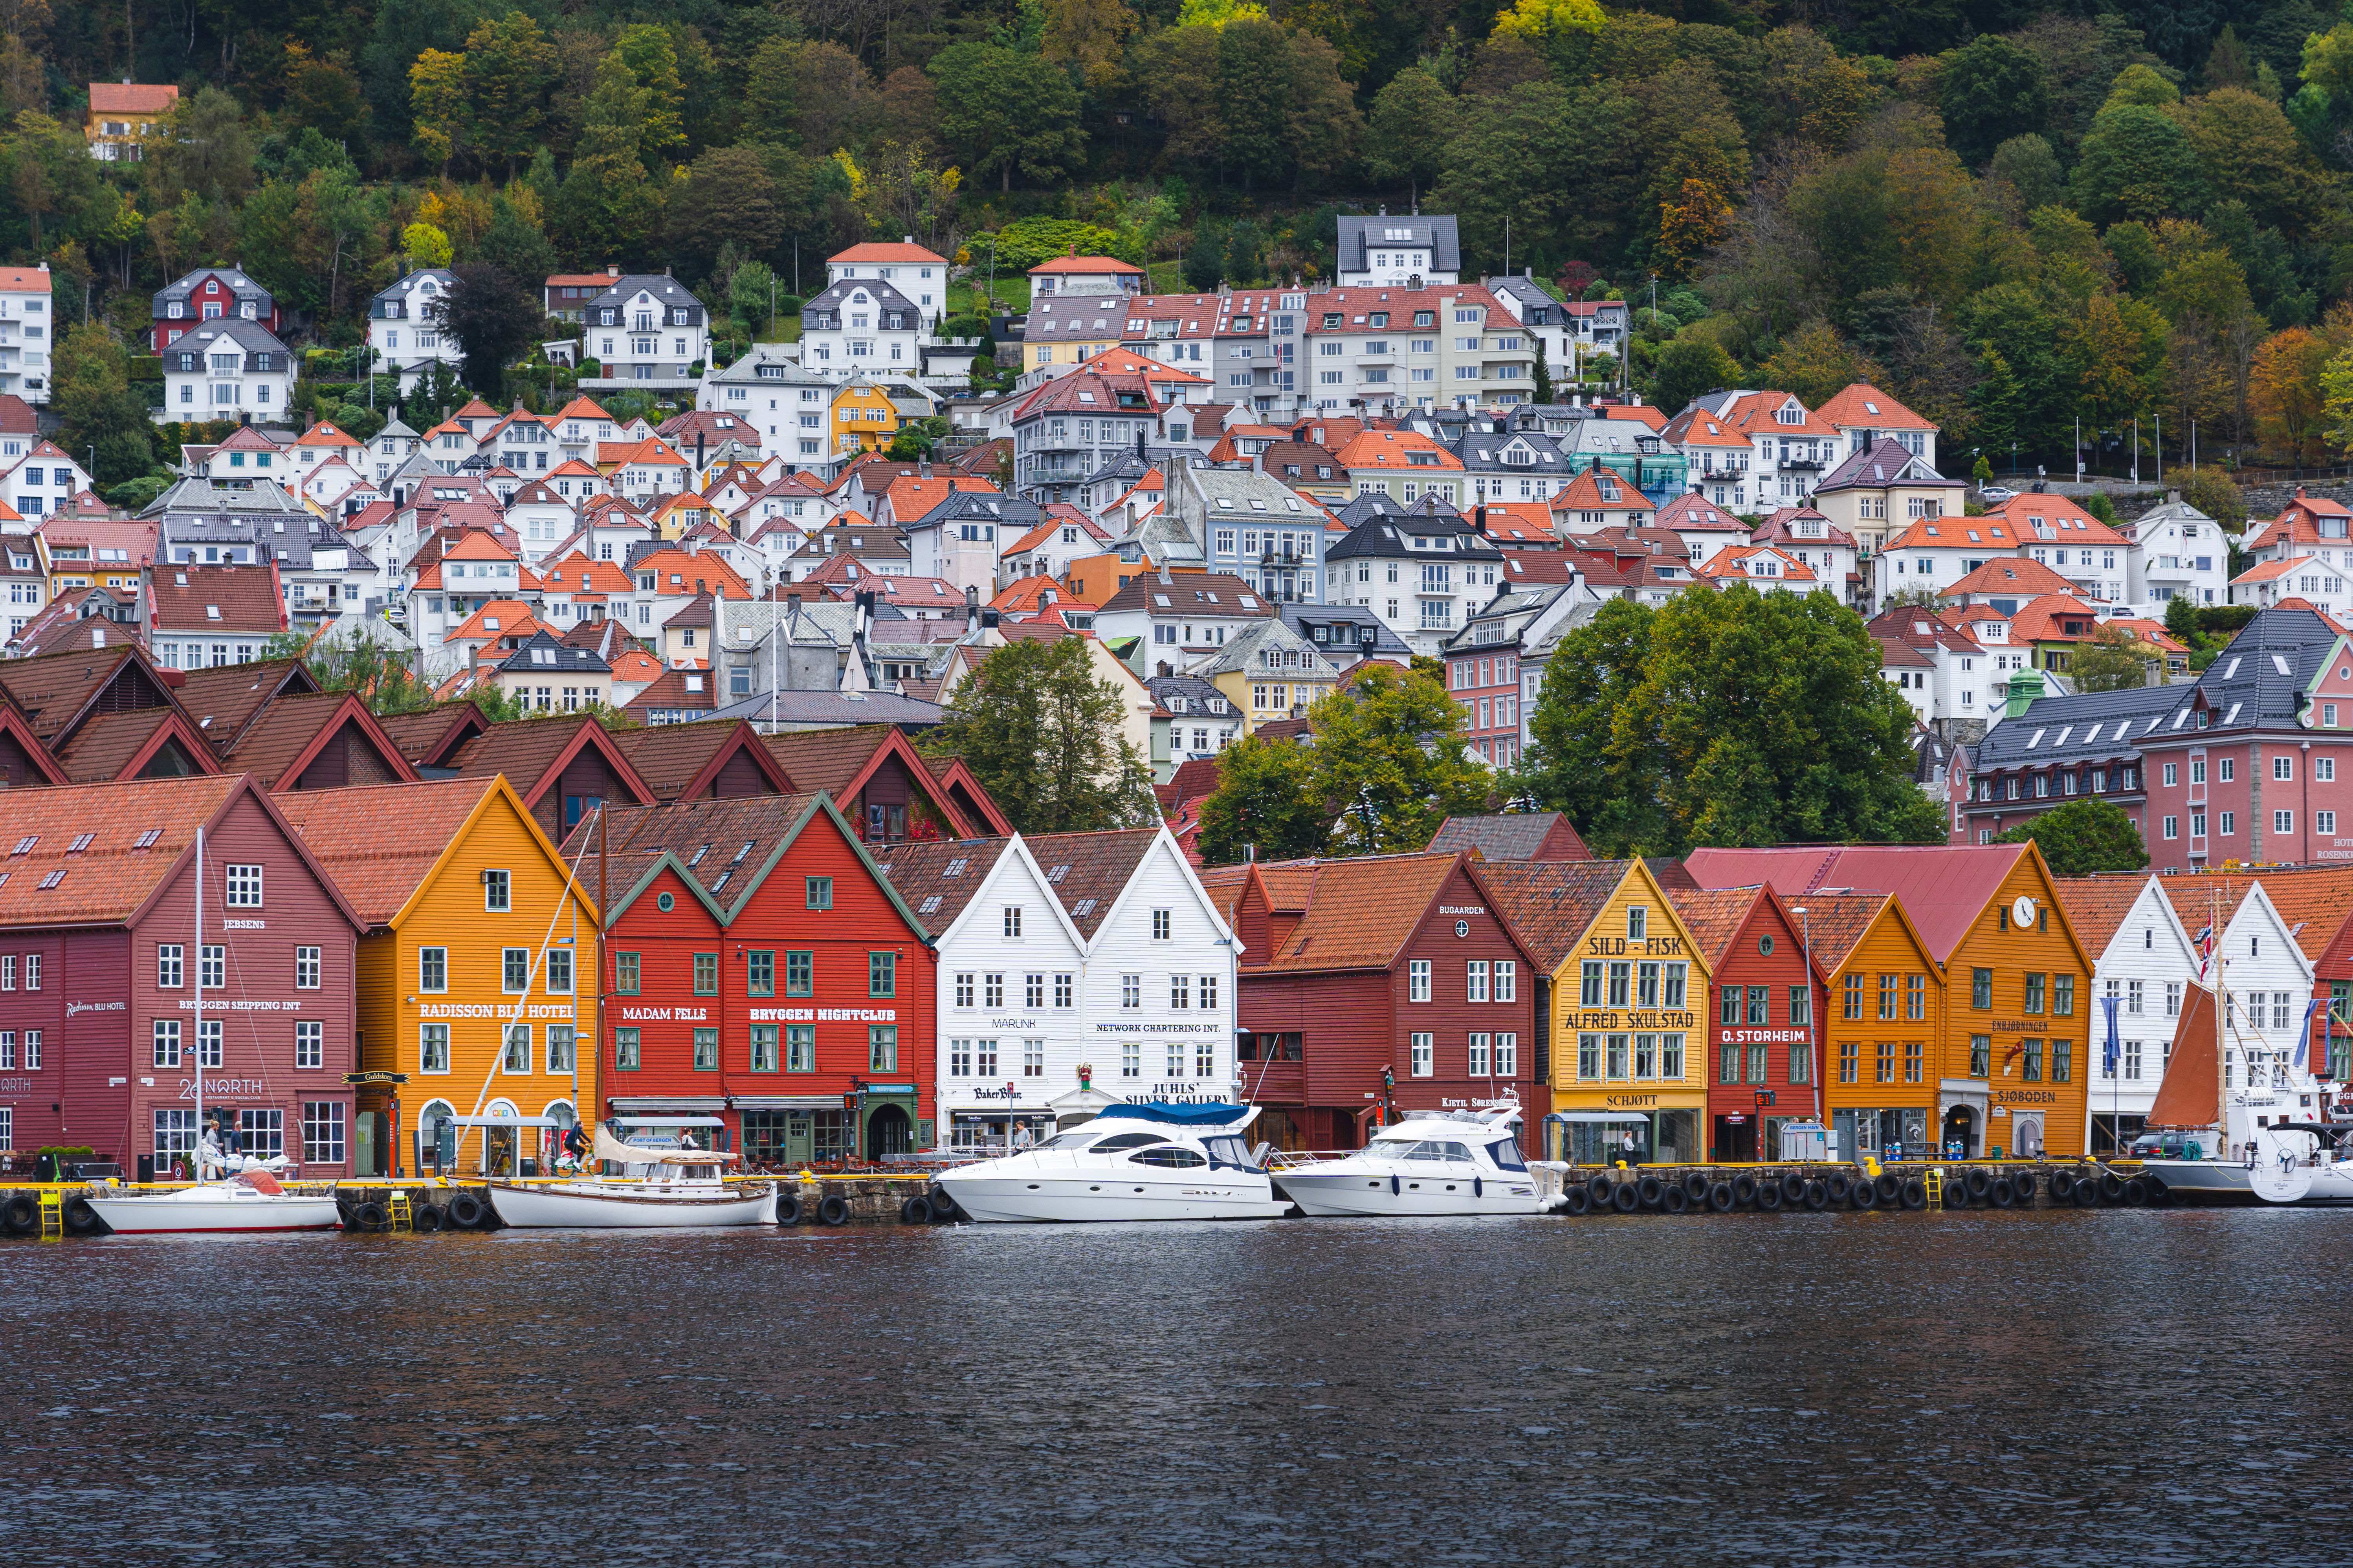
(193, 824, 204, 1180)
(2214, 886, 2227, 1159)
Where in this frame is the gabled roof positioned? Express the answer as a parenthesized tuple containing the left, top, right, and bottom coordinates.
(831, 241, 951, 266)
(1475, 860, 1638, 972)
(442, 714, 658, 809)
(0, 773, 358, 934)
(215, 689, 420, 791)
(1245, 851, 1527, 974)
(759, 724, 974, 836)
(587, 790, 929, 935)
(611, 719, 793, 801)
(869, 836, 1016, 929)
(1332, 429, 1465, 472)
(374, 703, 490, 766)
(1682, 844, 2054, 966)
(274, 776, 587, 929)
(1817, 436, 1961, 493)
(1025, 828, 1159, 940)
(1427, 812, 1590, 863)
(1813, 383, 1935, 431)
(2049, 874, 2164, 959)
(50, 706, 220, 784)
(1943, 557, 2077, 599)
(0, 643, 176, 745)
(170, 658, 319, 749)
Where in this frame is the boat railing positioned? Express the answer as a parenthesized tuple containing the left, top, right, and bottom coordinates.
(1261, 1149, 1356, 1170)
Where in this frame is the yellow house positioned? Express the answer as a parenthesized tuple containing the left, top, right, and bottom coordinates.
(831, 379, 901, 456)
(1192, 620, 1342, 733)
(1482, 858, 1712, 1164)
(85, 82, 180, 161)
(275, 775, 600, 1178)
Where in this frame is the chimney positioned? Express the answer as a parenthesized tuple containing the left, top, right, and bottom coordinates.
(607, 264, 620, 277)
(1474, 504, 1487, 535)
(904, 235, 916, 245)
(965, 584, 979, 631)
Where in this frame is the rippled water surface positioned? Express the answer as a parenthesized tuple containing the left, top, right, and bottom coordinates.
(3, 1207, 2349, 1566)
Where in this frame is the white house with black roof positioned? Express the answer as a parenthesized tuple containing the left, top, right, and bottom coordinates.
(1144, 672, 1243, 763)
(158, 319, 295, 424)
(1443, 580, 1593, 767)
(800, 277, 927, 379)
(903, 487, 1043, 599)
(1325, 492, 1509, 654)
(1451, 419, 1574, 504)
(495, 628, 613, 712)
(579, 274, 709, 391)
(366, 267, 460, 392)
(1335, 214, 1460, 287)
(1280, 602, 1414, 669)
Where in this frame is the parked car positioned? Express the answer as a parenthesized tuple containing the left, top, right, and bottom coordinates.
(1979, 486, 2018, 503)
(2126, 1130, 2201, 1160)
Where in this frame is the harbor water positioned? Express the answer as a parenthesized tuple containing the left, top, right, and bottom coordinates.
(4, 1207, 2348, 1566)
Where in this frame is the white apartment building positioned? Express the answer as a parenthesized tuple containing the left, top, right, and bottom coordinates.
(825, 240, 950, 311)
(581, 275, 709, 388)
(799, 276, 927, 378)
(1300, 285, 1537, 413)
(366, 268, 460, 392)
(157, 320, 296, 424)
(1334, 214, 1460, 287)
(886, 826, 1237, 1151)
(0, 264, 54, 405)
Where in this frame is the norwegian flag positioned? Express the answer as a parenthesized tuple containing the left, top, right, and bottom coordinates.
(2194, 924, 2216, 979)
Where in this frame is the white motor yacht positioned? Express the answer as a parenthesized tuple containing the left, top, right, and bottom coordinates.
(1270, 1108, 1541, 1217)
(935, 1103, 1292, 1222)
(484, 1127, 779, 1229)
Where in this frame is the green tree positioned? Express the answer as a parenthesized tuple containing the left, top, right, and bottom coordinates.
(1523, 586, 1940, 857)
(611, 24, 687, 166)
(922, 639, 1155, 832)
(51, 322, 154, 487)
(669, 147, 783, 267)
(154, 87, 259, 204)
(1533, 335, 1553, 403)
(1434, 79, 1571, 273)
(461, 12, 558, 177)
(1938, 34, 2049, 168)
(1196, 734, 1324, 865)
(1992, 798, 2147, 875)
(2071, 623, 2159, 692)
(2068, 103, 2207, 226)
(1759, 320, 1879, 408)
(1650, 333, 1739, 414)
(1988, 133, 2063, 211)
(430, 262, 541, 398)
(552, 53, 664, 262)
(1364, 66, 1454, 207)
(929, 44, 1085, 192)
(2163, 593, 2201, 648)
(1309, 664, 1492, 856)
(477, 195, 557, 287)
(1214, 18, 1296, 191)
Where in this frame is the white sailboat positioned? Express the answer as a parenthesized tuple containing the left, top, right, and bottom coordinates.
(83, 826, 343, 1236)
(2135, 924, 2353, 1207)
(482, 1126, 780, 1228)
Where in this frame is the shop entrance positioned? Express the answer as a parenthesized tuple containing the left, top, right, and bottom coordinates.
(1714, 1114, 1757, 1162)
(867, 1103, 914, 1158)
(1942, 1105, 1978, 1158)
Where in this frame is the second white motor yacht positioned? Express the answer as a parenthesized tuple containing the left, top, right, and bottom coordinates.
(1269, 1107, 1541, 1217)
(934, 1103, 1292, 1222)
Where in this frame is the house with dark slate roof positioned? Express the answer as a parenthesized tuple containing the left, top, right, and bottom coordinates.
(1958, 676, 2174, 846)
(1428, 812, 1590, 863)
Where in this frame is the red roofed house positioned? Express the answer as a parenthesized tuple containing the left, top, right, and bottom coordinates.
(2232, 553, 2353, 617)
(86, 82, 180, 161)
(1552, 461, 1654, 536)
(0, 773, 366, 1180)
(1650, 491, 1751, 563)
(546, 267, 622, 322)
(1749, 507, 1861, 606)
(1225, 851, 1545, 1151)
(1814, 382, 1940, 465)
(143, 562, 285, 673)
(1694, 545, 1823, 592)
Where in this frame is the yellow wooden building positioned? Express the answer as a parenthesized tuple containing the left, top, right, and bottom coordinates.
(1783, 892, 1946, 1160)
(831, 379, 902, 456)
(276, 775, 599, 1177)
(1483, 859, 1712, 1164)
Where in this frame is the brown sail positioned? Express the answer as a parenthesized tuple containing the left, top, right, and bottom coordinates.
(2146, 984, 2219, 1128)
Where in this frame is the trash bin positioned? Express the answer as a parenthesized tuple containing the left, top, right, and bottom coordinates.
(137, 1154, 154, 1183)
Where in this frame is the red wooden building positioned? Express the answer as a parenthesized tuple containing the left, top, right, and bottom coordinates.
(0, 774, 364, 1176)
(1668, 884, 1826, 1161)
(579, 791, 936, 1164)
(1216, 850, 1543, 1152)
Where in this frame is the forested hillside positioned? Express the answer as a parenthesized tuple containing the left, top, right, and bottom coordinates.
(13, 1, 2353, 487)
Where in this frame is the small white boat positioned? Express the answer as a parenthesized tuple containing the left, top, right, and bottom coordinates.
(482, 1126, 779, 1229)
(935, 1103, 1292, 1223)
(1271, 1107, 1541, 1217)
(83, 1168, 343, 1235)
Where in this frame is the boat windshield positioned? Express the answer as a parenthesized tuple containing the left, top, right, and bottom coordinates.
(1487, 1138, 1528, 1172)
(1201, 1134, 1256, 1168)
(1088, 1131, 1169, 1152)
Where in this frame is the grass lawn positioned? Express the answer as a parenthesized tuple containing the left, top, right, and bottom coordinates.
(950, 277, 1032, 316)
